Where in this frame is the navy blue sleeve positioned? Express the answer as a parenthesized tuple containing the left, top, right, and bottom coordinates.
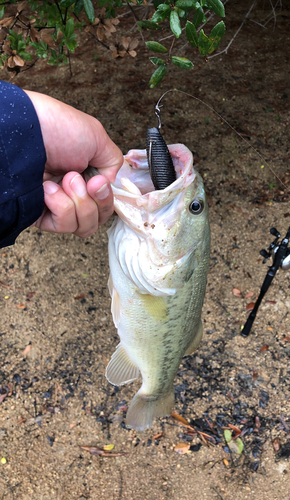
(0, 80, 46, 248)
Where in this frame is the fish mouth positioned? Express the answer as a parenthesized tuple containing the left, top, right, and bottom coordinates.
(146, 127, 176, 190)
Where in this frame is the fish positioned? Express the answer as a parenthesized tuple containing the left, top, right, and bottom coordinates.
(104, 142, 211, 431)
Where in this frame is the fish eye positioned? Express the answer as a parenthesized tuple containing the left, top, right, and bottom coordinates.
(189, 199, 204, 215)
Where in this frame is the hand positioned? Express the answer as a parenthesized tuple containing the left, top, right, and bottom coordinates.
(24, 90, 123, 237)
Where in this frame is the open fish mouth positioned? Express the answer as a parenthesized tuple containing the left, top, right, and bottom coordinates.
(112, 143, 195, 207)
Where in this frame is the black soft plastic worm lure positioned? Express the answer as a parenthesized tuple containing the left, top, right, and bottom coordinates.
(146, 127, 176, 191)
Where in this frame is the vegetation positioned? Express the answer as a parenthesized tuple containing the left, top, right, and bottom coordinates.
(0, 0, 225, 86)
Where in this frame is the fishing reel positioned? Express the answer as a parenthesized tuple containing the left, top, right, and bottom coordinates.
(260, 227, 290, 270)
(241, 225, 290, 338)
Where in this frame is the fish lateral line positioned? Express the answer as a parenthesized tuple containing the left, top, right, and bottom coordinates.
(154, 88, 289, 195)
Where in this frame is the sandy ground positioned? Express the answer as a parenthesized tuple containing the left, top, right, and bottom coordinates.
(0, 1, 290, 499)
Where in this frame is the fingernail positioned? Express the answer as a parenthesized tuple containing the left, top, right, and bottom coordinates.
(44, 181, 59, 195)
(70, 174, 87, 197)
(95, 183, 110, 200)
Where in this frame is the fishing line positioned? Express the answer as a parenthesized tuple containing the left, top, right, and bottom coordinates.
(155, 88, 289, 194)
(153, 89, 290, 338)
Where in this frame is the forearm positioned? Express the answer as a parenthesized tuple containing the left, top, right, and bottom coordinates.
(0, 80, 46, 248)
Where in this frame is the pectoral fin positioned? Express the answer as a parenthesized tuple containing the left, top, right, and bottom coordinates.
(139, 293, 168, 321)
(106, 344, 140, 386)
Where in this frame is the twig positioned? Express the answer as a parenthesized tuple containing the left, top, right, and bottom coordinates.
(210, 487, 224, 500)
(127, 1, 145, 44)
(207, 0, 257, 59)
(0, 281, 22, 291)
(67, 49, 72, 77)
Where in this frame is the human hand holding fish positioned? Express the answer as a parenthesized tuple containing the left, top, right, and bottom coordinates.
(24, 90, 123, 237)
(87, 128, 210, 431)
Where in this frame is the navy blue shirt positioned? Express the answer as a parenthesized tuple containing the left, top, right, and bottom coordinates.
(0, 80, 46, 248)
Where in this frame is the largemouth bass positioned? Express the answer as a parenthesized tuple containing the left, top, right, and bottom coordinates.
(105, 143, 210, 431)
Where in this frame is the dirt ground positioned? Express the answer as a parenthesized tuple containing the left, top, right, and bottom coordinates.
(1, 1, 290, 499)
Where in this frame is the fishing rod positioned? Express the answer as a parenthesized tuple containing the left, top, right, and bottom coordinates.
(152, 89, 290, 337)
(241, 226, 290, 337)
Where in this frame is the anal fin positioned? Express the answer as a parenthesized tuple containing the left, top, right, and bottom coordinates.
(106, 344, 140, 386)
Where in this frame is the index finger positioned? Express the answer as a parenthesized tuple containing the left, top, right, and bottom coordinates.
(88, 120, 124, 183)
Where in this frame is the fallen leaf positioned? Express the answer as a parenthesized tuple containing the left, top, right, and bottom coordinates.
(17, 304, 27, 309)
(273, 437, 281, 453)
(74, 294, 86, 300)
(245, 291, 254, 298)
(255, 416, 261, 429)
(0, 393, 7, 404)
(17, 417, 27, 425)
(228, 424, 242, 437)
(224, 430, 232, 444)
(232, 288, 242, 297)
(246, 302, 255, 311)
(260, 345, 269, 352)
(118, 405, 128, 411)
(81, 446, 126, 457)
(223, 458, 229, 466)
(171, 412, 191, 427)
(266, 300, 276, 305)
(103, 444, 114, 451)
(228, 438, 244, 454)
(151, 432, 164, 440)
(267, 326, 273, 331)
(253, 370, 258, 381)
(22, 344, 31, 356)
(174, 442, 191, 454)
(283, 337, 290, 342)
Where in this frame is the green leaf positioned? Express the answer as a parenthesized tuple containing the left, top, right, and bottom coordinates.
(66, 39, 77, 51)
(65, 17, 75, 36)
(228, 438, 244, 455)
(151, 9, 170, 22)
(198, 28, 210, 56)
(83, 0, 95, 22)
(170, 10, 182, 38)
(224, 430, 232, 444)
(74, 0, 84, 15)
(0, 5, 5, 19)
(207, 20, 225, 53)
(175, 7, 187, 19)
(19, 51, 33, 61)
(171, 56, 193, 69)
(192, 6, 206, 27)
(138, 20, 162, 30)
(156, 3, 171, 11)
(149, 56, 165, 65)
(206, 0, 225, 17)
(185, 20, 198, 47)
(146, 41, 168, 53)
(59, 0, 75, 8)
(149, 64, 166, 88)
(175, 0, 199, 9)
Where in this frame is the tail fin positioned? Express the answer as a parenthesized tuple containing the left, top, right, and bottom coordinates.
(126, 388, 174, 431)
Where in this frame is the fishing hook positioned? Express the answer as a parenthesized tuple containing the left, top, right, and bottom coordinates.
(241, 226, 290, 338)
